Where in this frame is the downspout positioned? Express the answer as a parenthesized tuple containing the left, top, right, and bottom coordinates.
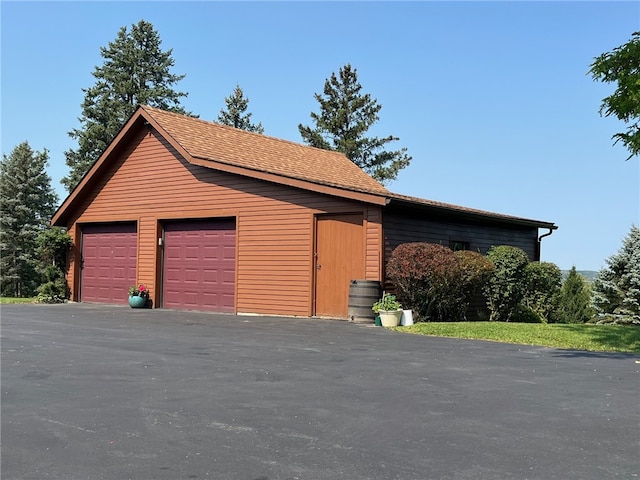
(536, 227, 556, 261)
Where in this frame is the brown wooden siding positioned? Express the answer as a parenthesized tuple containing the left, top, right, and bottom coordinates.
(382, 208, 540, 320)
(63, 128, 384, 316)
(384, 208, 539, 264)
(365, 207, 383, 280)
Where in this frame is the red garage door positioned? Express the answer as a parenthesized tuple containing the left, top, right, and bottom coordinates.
(163, 219, 236, 312)
(81, 223, 137, 305)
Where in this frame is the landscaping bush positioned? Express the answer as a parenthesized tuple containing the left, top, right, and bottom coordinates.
(558, 267, 594, 324)
(35, 264, 68, 303)
(455, 250, 495, 320)
(34, 227, 71, 303)
(387, 242, 462, 322)
(523, 261, 562, 323)
(483, 245, 530, 322)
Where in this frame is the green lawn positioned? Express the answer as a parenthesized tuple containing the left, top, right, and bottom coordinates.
(392, 322, 640, 353)
(0, 297, 35, 304)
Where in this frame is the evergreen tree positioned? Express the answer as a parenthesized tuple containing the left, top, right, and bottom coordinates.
(1, 142, 58, 297)
(218, 84, 264, 133)
(589, 32, 640, 160)
(558, 267, 594, 324)
(298, 64, 411, 185)
(592, 225, 640, 324)
(62, 19, 190, 192)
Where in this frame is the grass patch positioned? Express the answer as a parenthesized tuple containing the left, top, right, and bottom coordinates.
(392, 322, 640, 353)
(0, 297, 35, 304)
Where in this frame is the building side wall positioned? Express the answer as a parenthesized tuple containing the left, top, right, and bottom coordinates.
(383, 208, 539, 271)
(63, 127, 383, 316)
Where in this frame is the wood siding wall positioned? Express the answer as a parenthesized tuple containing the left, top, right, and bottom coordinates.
(382, 209, 540, 320)
(64, 127, 383, 317)
(384, 209, 538, 258)
(383, 207, 539, 279)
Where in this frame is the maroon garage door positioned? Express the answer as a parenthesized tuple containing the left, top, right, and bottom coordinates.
(162, 219, 236, 312)
(81, 223, 137, 304)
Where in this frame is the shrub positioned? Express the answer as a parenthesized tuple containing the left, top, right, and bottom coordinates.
(523, 261, 562, 323)
(455, 250, 495, 320)
(483, 245, 530, 322)
(387, 243, 462, 322)
(34, 227, 71, 303)
(558, 267, 594, 324)
(35, 264, 68, 303)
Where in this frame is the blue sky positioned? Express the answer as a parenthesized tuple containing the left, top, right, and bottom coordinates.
(2, 1, 639, 271)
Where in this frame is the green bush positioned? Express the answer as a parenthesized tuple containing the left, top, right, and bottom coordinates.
(513, 304, 545, 323)
(483, 245, 530, 322)
(455, 250, 495, 320)
(35, 263, 68, 303)
(523, 261, 562, 323)
(34, 227, 71, 303)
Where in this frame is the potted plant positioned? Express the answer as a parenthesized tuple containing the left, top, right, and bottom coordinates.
(372, 293, 403, 327)
(128, 284, 149, 308)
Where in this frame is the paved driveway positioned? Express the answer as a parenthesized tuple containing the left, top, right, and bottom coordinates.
(2, 304, 639, 480)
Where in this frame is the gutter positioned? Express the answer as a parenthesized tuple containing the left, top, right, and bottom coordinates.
(536, 226, 558, 261)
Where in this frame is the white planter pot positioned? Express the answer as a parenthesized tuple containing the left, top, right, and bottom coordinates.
(379, 310, 402, 327)
(401, 309, 414, 326)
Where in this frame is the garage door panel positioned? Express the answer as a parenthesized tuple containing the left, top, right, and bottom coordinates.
(81, 223, 137, 305)
(163, 219, 235, 312)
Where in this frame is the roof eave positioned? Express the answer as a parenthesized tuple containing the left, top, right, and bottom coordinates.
(52, 107, 153, 226)
(386, 196, 557, 230)
(189, 156, 388, 206)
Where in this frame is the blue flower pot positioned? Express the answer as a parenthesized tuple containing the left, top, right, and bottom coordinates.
(128, 295, 147, 308)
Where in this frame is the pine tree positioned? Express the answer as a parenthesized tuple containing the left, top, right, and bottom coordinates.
(218, 84, 264, 133)
(1, 142, 58, 297)
(558, 267, 594, 324)
(298, 64, 411, 185)
(62, 19, 190, 192)
(592, 225, 640, 324)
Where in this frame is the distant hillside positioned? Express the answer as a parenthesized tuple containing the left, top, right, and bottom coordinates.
(562, 270, 598, 282)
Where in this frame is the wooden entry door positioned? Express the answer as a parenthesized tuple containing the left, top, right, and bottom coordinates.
(315, 213, 365, 317)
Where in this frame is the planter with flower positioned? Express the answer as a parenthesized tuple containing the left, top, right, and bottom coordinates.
(372, 293, 403, 327)
(128, 284, 150, 308)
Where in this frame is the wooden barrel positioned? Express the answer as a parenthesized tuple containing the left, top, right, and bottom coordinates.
(348, 280, 382, 324)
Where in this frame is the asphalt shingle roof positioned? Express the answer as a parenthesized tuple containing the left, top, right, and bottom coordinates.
(142, 105, 390, 196)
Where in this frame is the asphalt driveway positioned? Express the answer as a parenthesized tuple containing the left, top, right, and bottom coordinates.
(2, 303, 639, 480)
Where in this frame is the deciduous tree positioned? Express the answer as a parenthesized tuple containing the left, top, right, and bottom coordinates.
(589, 32, 640, 160)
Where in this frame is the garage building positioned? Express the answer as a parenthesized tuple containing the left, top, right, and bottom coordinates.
(52, 106, 556, 317)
